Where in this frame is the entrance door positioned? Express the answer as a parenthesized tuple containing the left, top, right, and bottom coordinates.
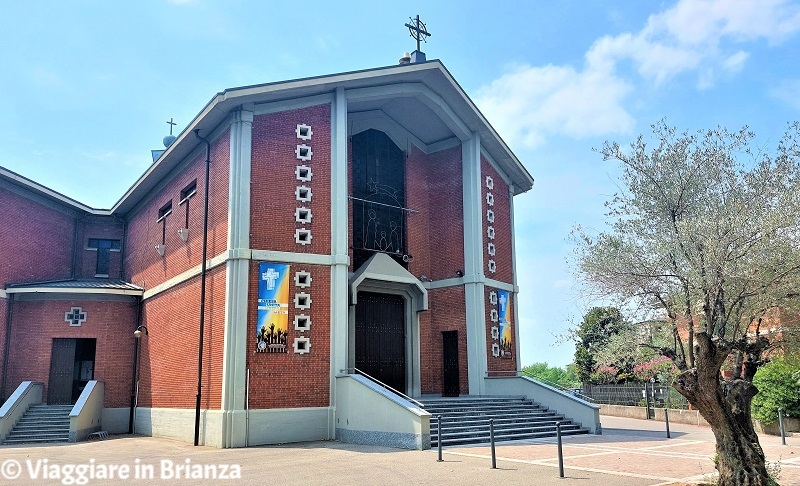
(355, 292, 406, 393)
(442, 331, 460, 397)
(47, 338, 96, 404)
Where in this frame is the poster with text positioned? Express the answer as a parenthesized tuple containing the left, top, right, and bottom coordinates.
(256, 262, 290, 353)
(497, 290, 513, 358)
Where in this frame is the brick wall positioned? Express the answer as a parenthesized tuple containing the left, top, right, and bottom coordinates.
(75, 217, 125, 279)
(421, 286, 469, 395)
(125, 129, 230, 289)
(481, 157, 513, 284)
(251, 105, 331, 255)
(246, 262, 331, 408)
(0, 186, 75, 286)
(137, 265, 226, 409)
(4, 298, 137, 407)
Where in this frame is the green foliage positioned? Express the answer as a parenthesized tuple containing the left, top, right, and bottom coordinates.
(752, 356, 800, 424)
(522, 362, 580, 389)
(573, 307, 627, 382)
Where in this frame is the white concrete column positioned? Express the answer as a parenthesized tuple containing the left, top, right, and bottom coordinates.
(462, 135, 487, 395)
(330, 88, 349, 435)
(221, 107, 253, 448)
(509, 184, 522, 369)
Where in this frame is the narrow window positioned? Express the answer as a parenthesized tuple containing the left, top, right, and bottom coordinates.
(179, 180, 197, 229)
(87, 238, 121, 277)
(157, 201, 172, 245)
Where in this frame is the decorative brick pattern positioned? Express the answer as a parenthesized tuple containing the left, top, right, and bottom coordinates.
(251, 105, 331, 255)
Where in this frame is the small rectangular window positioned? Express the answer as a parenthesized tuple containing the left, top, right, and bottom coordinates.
(157, 201, 172, 222)
(180, 180, 197, 204)
(87, 238, 121, 276)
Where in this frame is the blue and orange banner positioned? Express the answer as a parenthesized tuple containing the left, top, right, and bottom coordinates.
(256, 262, 290, 353)
(497, 290, 513, 358)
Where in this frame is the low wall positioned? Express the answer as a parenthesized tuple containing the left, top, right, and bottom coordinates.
(755, 417, 799, 436)
(485, 376, 602, 434)
(334, 374, 430, 450)
(70, 380, 104, 442)
(599, 404, 710, 426)
(0, 381, 43, 443)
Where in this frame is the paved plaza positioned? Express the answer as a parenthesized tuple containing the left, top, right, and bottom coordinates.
(0, 415, 796, 485)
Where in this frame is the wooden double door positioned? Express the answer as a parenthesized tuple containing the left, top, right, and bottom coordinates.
(355, 292, 406, 393)
(48, 338, 96, 404)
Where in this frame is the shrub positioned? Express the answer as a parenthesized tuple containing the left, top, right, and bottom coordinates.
(751, 356, 800, 424)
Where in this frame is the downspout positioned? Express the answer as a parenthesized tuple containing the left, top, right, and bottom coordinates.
(193, 129, 212, 447)
(128, 298, 142, 434)
(115, 215, 127, 281)
(1, 296, 13, 401)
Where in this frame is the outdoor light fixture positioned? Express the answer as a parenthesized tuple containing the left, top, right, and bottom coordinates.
(419, 275, 428, 282)
(133, 325, 149, 339)
(155, 244, 166, 257)
(456, 270, 464, 277)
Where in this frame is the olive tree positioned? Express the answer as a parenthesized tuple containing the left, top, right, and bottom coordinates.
(574, 120, 800, 485)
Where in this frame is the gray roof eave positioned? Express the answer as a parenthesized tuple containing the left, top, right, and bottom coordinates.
(111, 61, 534, 215)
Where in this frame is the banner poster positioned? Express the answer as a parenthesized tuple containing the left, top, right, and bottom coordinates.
(497, 290, 513, 359)
(256, 262, 290, 353)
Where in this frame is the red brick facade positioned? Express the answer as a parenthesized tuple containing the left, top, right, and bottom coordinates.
(482, 156, 514, 284)
(4, 299, 137, 408)
(251, 105, 332, 255)
(125, 130, 230, 289)
(246, 263, 331, 408)
(421, 286, 469, 395)
(0, 187, 75, 286)
(137, 266, 226, 409)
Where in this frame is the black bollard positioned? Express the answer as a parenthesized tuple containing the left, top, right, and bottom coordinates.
(664, 408, 671, 438)
(490, 419, 497, 469)
(556, 422, 564, 478)
(644, 384, 652, 420)
(437, 415, 443, 461)
(779, 409, 787, 446)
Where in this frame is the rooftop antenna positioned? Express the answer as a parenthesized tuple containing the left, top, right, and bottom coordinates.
(404, 15, 431, 63)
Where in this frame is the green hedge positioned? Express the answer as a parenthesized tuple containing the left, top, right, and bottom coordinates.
(751, 356, 800, 424)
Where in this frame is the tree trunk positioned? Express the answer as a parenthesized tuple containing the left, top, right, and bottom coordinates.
(674, 369, 771, 485)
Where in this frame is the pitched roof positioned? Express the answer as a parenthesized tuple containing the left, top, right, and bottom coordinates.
(6, 278, 143, 296)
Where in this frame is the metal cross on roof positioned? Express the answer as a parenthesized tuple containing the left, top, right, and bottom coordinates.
(405, 15, 431, 53)
(167, 117, 177, 135)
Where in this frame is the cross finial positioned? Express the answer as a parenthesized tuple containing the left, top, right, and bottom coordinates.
(167, 117, 177, 135)
(405, 15, 431, 53)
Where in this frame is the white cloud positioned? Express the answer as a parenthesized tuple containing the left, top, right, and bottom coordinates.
(475, 0, 800, 148)
(475, 63, 634, 148)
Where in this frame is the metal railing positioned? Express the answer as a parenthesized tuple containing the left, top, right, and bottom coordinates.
(340, 368, 425, 409)
(580, 383, 689, 409)
(486, 370, 595, 403)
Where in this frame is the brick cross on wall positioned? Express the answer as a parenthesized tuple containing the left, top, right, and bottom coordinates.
(65, 307, 87, 326)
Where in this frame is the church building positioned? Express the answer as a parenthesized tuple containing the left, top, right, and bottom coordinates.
(0, 52, 600, 448)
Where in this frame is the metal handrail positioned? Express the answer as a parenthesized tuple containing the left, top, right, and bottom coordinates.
(340, 368, 425, 409)
(486, 370, 595, 403)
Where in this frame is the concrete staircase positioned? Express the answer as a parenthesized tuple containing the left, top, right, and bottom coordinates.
(4, 404, 71, 444)
(425, 396, 589, 447)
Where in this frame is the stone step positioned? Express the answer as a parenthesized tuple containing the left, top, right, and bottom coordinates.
(429, 410, 554, 420)
(431, 427, 589, 447)
(425, 403, 540, 412)
(3, 436, 69, 444)
(431, 415, 565, 433)
(433, 422, 583, 437)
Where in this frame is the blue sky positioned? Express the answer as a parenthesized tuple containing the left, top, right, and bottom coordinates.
(2, 1, 799, 368)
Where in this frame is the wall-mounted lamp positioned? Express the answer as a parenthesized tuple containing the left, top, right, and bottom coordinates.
(133, 325, 149, 339)
(178, 228, 189, 242)
(456, 270, 464, 277)
(419, 275, 428, 282)
(155, 244, 166, 257)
